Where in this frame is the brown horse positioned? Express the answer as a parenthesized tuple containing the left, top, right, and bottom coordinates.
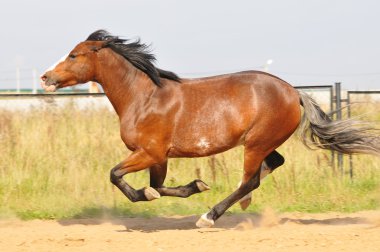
(41, 30, 379, 227)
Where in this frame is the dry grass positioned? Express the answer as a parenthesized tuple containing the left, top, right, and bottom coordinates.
(0, 100, 379, 219)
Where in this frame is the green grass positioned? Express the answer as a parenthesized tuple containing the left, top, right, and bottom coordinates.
(0, 101, 379, 220)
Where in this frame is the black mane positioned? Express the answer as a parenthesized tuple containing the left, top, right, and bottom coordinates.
(86, 30, 180, 87)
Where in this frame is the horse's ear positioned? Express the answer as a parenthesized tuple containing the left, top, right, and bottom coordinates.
(91, 46, 100, 52)
(90, 41, 108, 52)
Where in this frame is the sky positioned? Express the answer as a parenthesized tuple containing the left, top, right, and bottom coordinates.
(0, 0, 379, 90)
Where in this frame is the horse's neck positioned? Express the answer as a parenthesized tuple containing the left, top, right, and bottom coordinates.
(96, 52, 156, 118)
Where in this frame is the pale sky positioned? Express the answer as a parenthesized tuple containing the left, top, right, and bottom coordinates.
(0, 0, 379, 90)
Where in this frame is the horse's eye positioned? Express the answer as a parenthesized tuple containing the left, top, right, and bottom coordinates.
(69, 54, 76, 59)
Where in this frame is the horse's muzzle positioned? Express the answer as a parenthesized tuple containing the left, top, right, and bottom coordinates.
(40, 72, 59, 92)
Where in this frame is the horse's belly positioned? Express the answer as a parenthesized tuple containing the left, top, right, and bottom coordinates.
(168, 130, 245, 158)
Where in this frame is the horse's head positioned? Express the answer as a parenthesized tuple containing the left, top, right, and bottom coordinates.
(41, 41, 105, 92)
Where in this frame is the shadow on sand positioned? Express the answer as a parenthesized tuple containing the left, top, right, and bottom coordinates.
(57, 208, 371, 233)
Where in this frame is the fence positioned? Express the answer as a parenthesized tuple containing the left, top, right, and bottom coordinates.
(346, 90, 380, 179)
(0, 92, 112, 111)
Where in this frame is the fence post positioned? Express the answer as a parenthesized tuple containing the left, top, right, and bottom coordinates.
(347, 92, 353, 179)
(16, 67, 21, 93)
(335, 82, 343, 175)
(32, 68, 38, 94)
(329, 86, 335, 170)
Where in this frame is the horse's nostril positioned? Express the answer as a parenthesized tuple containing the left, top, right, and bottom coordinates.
(41, 75, 47, 81)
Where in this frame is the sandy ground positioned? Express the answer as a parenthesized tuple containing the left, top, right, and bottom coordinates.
(1, 210, 380, 252)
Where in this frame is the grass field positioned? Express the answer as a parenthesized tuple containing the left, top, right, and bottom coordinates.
(0, 99, 379, 220)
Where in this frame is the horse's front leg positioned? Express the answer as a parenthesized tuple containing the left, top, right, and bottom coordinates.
(149, 162, 210, 198)
(110, 149, 162, 202)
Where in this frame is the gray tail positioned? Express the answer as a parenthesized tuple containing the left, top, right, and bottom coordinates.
(298, 91, 380, 156)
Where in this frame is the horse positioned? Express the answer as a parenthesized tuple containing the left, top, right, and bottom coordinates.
(41, 30, 380, 228)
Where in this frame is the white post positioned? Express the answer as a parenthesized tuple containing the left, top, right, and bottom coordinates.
(16, 67, 21, 93)
(263, 59, 273, 72)
(32, 68, 37, 94)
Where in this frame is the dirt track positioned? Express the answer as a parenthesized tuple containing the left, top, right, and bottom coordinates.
(1, 210, 379, 252)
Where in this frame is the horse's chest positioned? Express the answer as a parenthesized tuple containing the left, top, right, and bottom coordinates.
(119, 119, 170, 152)
(119, 123, 139, 150)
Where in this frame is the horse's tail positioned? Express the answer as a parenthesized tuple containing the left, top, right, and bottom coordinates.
(298, 91, 380, 156)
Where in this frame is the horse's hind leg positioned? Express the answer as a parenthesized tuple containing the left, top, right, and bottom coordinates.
(239, 150, 285, 210)
(150, 162, 210, 198)
(196, 147, 266, 228)
(260, 150, 285, 178)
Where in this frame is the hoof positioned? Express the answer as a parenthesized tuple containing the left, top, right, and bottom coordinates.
(144, 187, 161, 201)
(239, 192, 252, 210)
(237, 181, 252, 210)
(239, 197, 252, 210)
(196, 213, 214, 228)
(196, 180, 211, 192)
